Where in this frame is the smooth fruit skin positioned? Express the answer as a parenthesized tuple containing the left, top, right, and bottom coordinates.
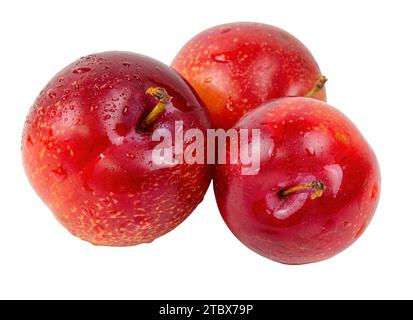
(172, 22, 326, 129)
(22, 51, 212, 246)
(214, 98, 380, 264)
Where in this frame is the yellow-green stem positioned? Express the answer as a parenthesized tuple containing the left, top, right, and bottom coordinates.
(305, 75, 328, 98)
(138, 87, 170, 131)
(279, 180, 326, 200)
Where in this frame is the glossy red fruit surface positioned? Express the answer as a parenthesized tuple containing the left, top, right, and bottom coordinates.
(214, 97, 380, 264)
(22, 51, 212, 246)
(172, 22, 326, 129)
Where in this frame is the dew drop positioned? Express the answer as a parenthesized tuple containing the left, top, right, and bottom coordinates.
(52, 166, 68, 177)
(125, 153, 136, 159)
(122, 106, 129, 115)
(26, 135, 33, 145)
(220, 28, 232, 34)
(90, 105, 97, 112)
(370, 184, 379, 200)
(354, 223, 366, 239)
(305, 148, 315, 156)
(73, 67, 91, 74)
(225, 101, 234, 112)
(211, 53, 229, 63)
(47, 89, 56, 99)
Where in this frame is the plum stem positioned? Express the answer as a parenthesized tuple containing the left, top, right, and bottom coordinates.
(279, 180, 326, 200)
(138, 87, 170, 131)
(305, 75, 328, 98)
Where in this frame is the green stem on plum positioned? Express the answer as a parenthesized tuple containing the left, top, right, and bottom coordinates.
(279, 180, 326, 200)
(305, 75, 328, 98)
(138, 87, 170, 131)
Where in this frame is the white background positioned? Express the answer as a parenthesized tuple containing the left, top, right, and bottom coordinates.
(0, 0, 411, 300)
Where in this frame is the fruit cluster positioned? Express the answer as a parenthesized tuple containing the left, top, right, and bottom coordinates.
(22, 22, 380, 264)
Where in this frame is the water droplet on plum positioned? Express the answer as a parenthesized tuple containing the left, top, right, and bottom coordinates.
(73, 67, 91, 74)
(220, 28, 232, 34)
(370, 185, 379, 200)
(125, 153, 136, 159)
(305, 148, 315, 156)
(52, 166, 68, 178)
(225, 101, 234, 112)
(26, 135, 33, 145)
(211, 53, 229, 63)
(47, 90, 56, 99)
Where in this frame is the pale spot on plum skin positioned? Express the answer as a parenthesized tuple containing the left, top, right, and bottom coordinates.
(266, 192, 308, 220)
(324, 164, 343, 197)
(303, 130, 330, 156)
(335, 131, 350, 145)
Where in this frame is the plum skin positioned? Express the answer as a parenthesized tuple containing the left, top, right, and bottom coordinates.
(172, 22, 326, 129)
(214, 97, 380, 264)
(22, 51, 212, 246)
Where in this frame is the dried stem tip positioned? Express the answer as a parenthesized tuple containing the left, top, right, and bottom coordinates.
(305, 75, 328, 98)
(279, 180, 326, 200)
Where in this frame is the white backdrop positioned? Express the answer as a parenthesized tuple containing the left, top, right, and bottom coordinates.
(0, 0, 411, 299)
